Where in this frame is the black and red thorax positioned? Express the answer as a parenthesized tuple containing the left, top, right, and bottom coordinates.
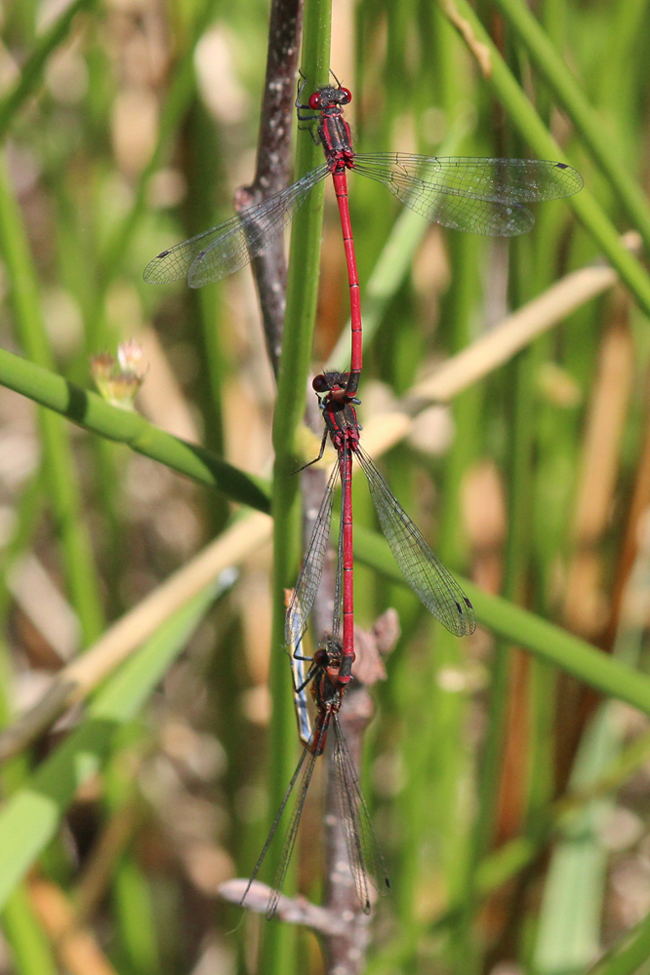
(308, 638, 344, 756)
(298, 82, 355, 174)
(298, 80, 362, 400)
(311, 372, 359, 686)
(313, 371, 361, 452)
(305, 85, 355, 174)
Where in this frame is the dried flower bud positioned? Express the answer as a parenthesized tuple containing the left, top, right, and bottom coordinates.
(91, 341, 146, 409)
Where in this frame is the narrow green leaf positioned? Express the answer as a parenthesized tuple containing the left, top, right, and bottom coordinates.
(0, 348, 270, 513)
(0, 580, 221, 911)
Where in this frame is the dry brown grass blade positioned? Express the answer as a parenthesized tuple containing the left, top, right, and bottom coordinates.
(563, 316, 635, 637)
(361, 232, 641, 458)
(28, 878, 119, 975)
(0, 512, 270, 761)
(1, 238, 635, 761)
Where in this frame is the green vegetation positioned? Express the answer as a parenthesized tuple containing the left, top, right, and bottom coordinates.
(0, 0, 649, 973)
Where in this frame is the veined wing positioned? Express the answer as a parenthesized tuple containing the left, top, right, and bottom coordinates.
(264, 742, 321, 919)
(332, 716, 390, 913)
(354, 445, 476, 637)
(352, 154, 583, 236)
(143, 165, 329, 286)
(284, 589, 313, 747)
(285, 463, 339, 648)
(239, 743, 313, 918)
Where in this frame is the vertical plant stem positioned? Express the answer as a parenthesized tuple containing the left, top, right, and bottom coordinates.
(104, 752, 162, 975)
(100, 0, 221, 290)
(0, 0, 98, 138)
(1, 886, 58, 975)
(0, 154, 104, 645)
(491, 0, 650, 251)
(436, 231, 484, 975)
(265, 0, 332, 969)
(243, 0, 304, 373)
(438, 0, 650, 319)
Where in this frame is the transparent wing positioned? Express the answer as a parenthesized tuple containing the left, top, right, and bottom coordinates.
(239, 743, 313, 918)
(285, 463, 339, 647)
(264, 744, 320, 919)
(143, 165, 329, 286)
(290, 649, 313, 749)
(332, 716, 390, 913)
(352, 154, 583, 236)
(284, 590, 313, 747)
(354, 445, 476, 636)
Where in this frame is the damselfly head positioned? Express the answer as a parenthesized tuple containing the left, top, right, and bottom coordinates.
(313, 646, 331, 668)
(312, 371, 348, 393)
(324, 636, 344, 665)
(308, 85, 351, 111)
(312, 372, 358, 413)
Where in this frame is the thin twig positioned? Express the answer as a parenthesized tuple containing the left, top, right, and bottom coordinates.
(1, 241, 637, 760)
(319, 612, 398, 973)
(220, 613, 399, 974)
(321, 688, 380, 975)
(236, 0, 303, 375)
(0, 516, 268, 761)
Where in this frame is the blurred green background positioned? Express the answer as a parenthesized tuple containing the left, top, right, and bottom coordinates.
(1, 0, 650, 973)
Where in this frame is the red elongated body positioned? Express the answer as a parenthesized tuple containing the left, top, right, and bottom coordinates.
(298, 81, 362, 397)
(285, 372, 476, 664)
(313, 374, 362, 683)
(145, 75, 583, 397)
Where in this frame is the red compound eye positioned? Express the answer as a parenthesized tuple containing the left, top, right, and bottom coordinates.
(339, 87, 352, 103)
(308, 92, 321, 110)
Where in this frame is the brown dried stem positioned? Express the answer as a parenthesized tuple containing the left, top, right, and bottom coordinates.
(234, 0, 303, 375)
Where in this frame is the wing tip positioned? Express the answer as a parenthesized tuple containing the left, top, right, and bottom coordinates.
(143, 251, 175, 283)
(453, 597, 477, 636)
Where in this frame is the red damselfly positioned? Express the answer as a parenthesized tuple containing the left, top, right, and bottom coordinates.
(285, 371, 476, 671)
(143, 75, 583, 395)
(286, 375, 358, 684)
(242, 597, 389, 917)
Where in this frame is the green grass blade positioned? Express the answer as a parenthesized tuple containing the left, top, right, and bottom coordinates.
(493, 0, 650, 251)
(533, 707, 616, 974)
(0, 153, 104, 643)
(0, 0, 98, 138)
(589, 912, 650, 975)
(0, 580, 220, 912)
(1, 886, 58, 975)
(352, 521, 650, 715)
(0, 348, 270, 512)
(264, 1, 332, 969)
(439, 0, 650, 320)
